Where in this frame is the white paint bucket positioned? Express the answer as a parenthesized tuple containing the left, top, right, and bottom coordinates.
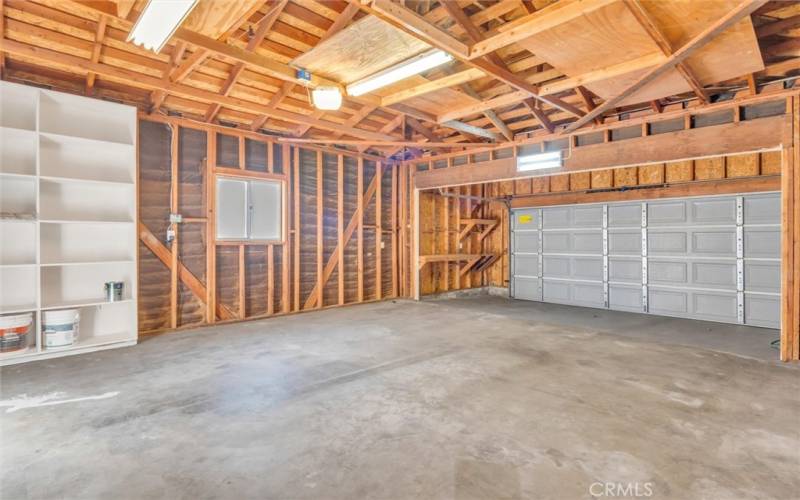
(0, 313, 32, 352)
(42, 309, 80, 348)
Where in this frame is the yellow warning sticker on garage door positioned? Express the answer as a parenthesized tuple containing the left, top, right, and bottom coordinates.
(518, 214, 534, 224)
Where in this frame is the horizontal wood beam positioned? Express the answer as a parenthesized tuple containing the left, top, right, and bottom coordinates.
(468, 0, 617, 59)
(370, 0, 470, 58)
(381, 68, 485, 106)
(278, 138, 510, 148)
(0, 39, 400, 142)
(415, 115, 785, 189)
(436, 51, 666, 124)
(510, 176, 780, 208)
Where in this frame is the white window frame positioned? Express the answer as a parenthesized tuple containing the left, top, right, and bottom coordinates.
(215, 175, 284, 243)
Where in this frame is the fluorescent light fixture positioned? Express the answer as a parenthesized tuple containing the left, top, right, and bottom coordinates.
(311, 87, 343, 110)
(517, 151, 563, 171)
(128, 0, 198, 53)
(346, 49, 453, 97)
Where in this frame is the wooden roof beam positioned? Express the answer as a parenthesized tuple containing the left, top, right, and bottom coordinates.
(623, 0, 708, 103)
(0, 38, 400, 142)
(369, 0, 470, 58)
(525, 98, 554, 133)
(205, 0, 288, 123)
(468, 0, 617, 59)
(380, 67, 485, 106)
(368, 0, 583, 119)
(85, 14, 107, 93)
(439, 2, 517, 141)
(564, 0, 768, 133)
(67, 0, 341, 89)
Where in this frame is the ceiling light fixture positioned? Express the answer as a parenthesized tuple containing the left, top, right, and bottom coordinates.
(311, 86, 343, 111)
(128, 0, 198, 53)
(346, 49, 454, 97)
(517, 151, 563, 171)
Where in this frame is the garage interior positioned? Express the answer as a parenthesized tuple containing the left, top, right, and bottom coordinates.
(0, 0, 799, 498)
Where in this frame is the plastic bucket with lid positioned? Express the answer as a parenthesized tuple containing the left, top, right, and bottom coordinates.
(43, 309, 80, 348)
(0, 313, 32, 352)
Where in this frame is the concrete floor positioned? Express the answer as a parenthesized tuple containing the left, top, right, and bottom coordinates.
(1, 296, 798, 499)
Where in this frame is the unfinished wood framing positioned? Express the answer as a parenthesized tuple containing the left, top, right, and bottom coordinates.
(137, 115, 400, 335)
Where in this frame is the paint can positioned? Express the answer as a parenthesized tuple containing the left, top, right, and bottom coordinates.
(42, 309, 80, 348)
(0, 313, 32, 352)
(104, 281, 124, 302)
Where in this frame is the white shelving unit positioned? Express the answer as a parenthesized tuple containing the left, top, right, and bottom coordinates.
(0, 81, 138, 365)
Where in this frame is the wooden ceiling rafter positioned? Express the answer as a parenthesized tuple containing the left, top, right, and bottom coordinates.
(622, 0, 709, 104)
(0, 38, 400, 141)
(440, 1, 515, 140)
(368, 0, 586, 119)
(564, 0, 770, 133)
(85, 13, 107, 93)
(204, 0, 288, 123)
(1, 0, 798, 155)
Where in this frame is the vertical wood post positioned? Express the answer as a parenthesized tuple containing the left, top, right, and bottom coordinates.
(337, 154, 345, 305)
(281, 144, 290, 313)
(206, 131, 217, 323)
(376, 161, 382, 300)
(293, 147, 300, 311)
(391, 163, 398, 297)
(357, 157, 364, 302)
(316, 151, 324, 308)
(170, 124, 179, 329)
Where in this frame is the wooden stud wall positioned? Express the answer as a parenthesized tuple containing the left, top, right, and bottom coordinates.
(137, 115, 400, 335)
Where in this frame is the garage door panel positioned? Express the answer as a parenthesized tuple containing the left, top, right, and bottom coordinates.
(649, 288, 689, 315)
(692, 261, 737, 288)
(648, 201, 687, 225)
(572, 282, 605, 308)
(513, 277, 541, 301)
(513, 209, 539, 230)
(609, 258, 641, 283)
(514, 232, 539, 253)
(691, 229, 737, 257)
(691, 198, 737, 225)
(573, 257, 603, 280)
(745, 294, 780, 328)
(543, 232, 570, 252)
(608, 203, 641, 227)
(542, 207, 571, 228)
(649, 260, 689, 285)
(609, 285, 642, 312)
(744, 193, 780, 224)
(744, 227, 780, 258)
(573, 205, 603, 227)
(744, 261, 781, 293)
(572, 232, 602, 254)
(542, 280, 571, 302)
(649, 231, 688, 255)
(514, 254, 539, 277)
(692, 291, 738, 323)
(543, 255, 570, 278)
(609, 230, 641, 255)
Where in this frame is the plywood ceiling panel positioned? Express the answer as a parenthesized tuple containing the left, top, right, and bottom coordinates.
(290, 15, 432, 84)
(517, 0, 764, 105)
(183, 0, 265, 39)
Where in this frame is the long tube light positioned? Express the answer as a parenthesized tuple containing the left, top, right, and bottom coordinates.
(346, 49, 453, 97)
(128, 0, 198, 53)
(517, 151, 563, 171)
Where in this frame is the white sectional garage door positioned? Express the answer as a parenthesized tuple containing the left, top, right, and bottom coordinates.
(510, 193, 781, 329)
